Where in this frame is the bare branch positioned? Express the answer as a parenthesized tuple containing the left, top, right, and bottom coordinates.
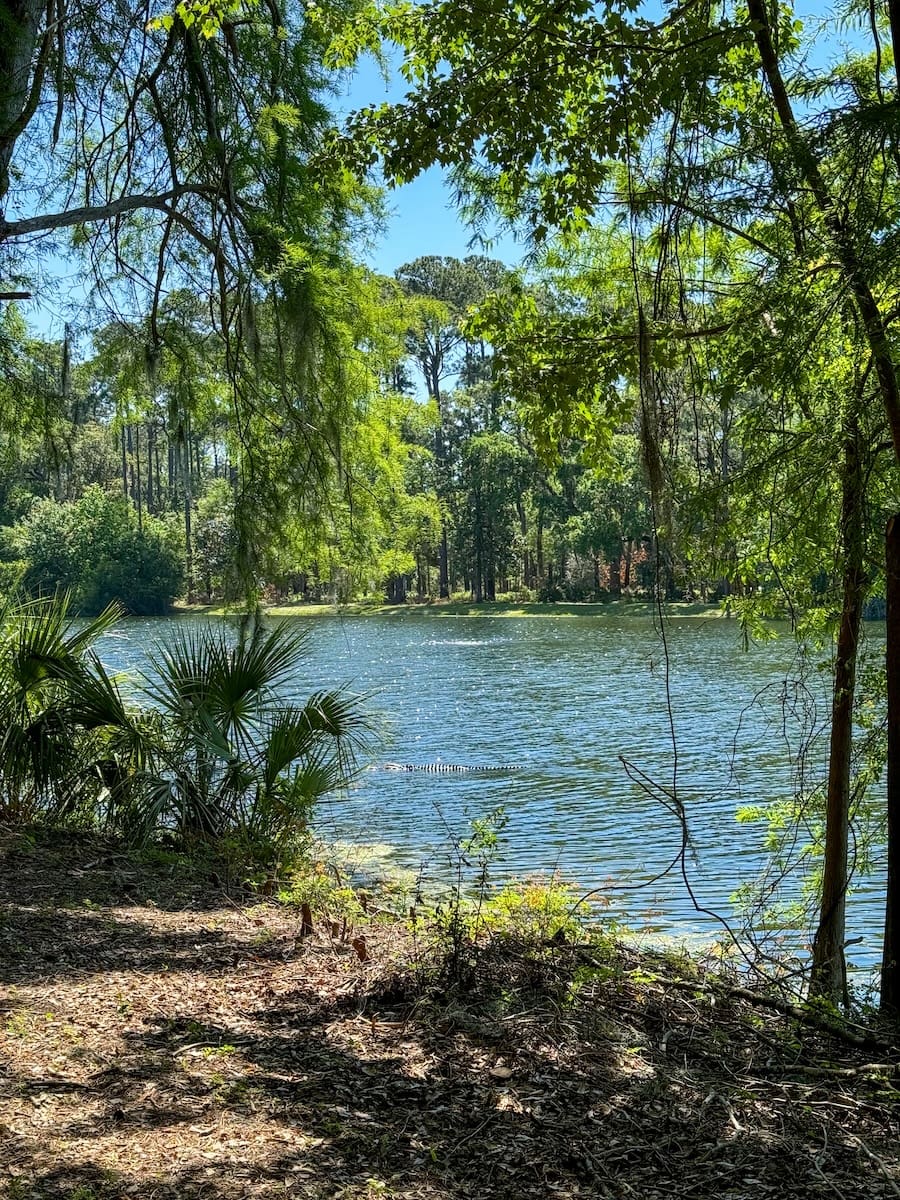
(0, 186, 216, 238)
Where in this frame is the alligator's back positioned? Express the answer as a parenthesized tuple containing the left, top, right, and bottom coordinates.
(381, 762, 523, 774)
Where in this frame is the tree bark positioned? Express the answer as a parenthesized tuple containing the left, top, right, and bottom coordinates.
(0, 0, 47, 204)
(181, 438, 193, 602)
(473, 487, 483, 602)
(609, 547, 622, 597)
(432, 376, 451, 599)
(515, 496, 529, 589)
(881, 514, 900, 1014)
(810, 428, 865, 1006)
(484, 506, 496, 601)
(747, 0, 900, 1016)
(134, 423, 143, 533)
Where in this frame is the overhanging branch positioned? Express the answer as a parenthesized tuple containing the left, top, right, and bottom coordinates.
(0, 186, 217, 239)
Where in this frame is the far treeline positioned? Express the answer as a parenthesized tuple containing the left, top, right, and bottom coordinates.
(4, 254, 666, 615)
(1, 0, 900, 1017)
(2, 236, 890, 617)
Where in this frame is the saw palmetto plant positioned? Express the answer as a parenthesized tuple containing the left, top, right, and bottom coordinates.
(140, 620, 372, 849)
(0, 595, 370, 851)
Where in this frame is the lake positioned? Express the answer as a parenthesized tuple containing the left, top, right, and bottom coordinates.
(98, 609, 888, 975)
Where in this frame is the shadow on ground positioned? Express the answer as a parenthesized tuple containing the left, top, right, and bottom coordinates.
(2, 836, 900, 1200)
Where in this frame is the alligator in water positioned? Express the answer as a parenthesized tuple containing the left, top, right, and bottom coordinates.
(381, 762, 523, 773)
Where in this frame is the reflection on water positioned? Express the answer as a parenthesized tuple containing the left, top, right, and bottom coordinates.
(99, 611, 887, 971)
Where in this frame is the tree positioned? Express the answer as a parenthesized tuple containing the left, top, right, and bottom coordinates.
(1, 0, 355, 308)
(339, 0, 900, 1008)
(395, 255, 509, 597)
(1, 0, 390, 613)
(14, 485, 184, 614)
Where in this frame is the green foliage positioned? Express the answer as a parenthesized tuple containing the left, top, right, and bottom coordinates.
(0, 595, 143, 828)
(195, 481, 240, 601)
(277, 859, 365, 924)
(13, 488, 183, 616)
(483, 876, 583, 944)
(0, 561, 26, 597)
(0, 595, 370, 853)
(141, 620, 373, 849)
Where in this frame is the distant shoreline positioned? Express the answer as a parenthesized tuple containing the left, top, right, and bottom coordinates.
(173, 598, 731, 619)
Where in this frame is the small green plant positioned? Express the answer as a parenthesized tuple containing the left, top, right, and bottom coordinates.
(202, 1044, 236, 1058)
(483, 875, 583, 942)
(277, 858, 365, 932)
(69, 1186, 100, 1200)
(4, 1008, 32, 1038)
(426, 806, 509, 984)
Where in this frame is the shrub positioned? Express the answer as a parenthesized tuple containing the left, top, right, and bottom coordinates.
(140, 620, 372, 851)
(14, 487, 183, 614)
(0, 595, 144, 827)
(0, 597, 372, 854)
(0, 560, 26, 597)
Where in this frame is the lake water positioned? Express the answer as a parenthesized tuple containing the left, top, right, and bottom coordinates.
(98, 610, 888, 975)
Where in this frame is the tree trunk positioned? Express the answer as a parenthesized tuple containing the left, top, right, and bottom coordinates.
(746, 0, 900, 459)
(146, 423, 155, 513)
(810, 428, 865, 1007)
(126, 424, 135, 505)
(439, 525, 450, 599)
(484, 509, 496, 600)
(385, 574, 407, 604)
(472, 480, 484, 601)
(181, 439, 193, 602)
(154, 428, 163, 511)
(0, 0, 46, 203)
(747, 0, 900, 1017)
(609, 551, 622, 597)
(515, 497, 529, 588)
(881, 514, 900, 1015)
(134, 423, 143, 533)
(431, 375, 451, 600)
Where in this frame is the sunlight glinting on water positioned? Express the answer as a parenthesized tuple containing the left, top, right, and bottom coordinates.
(99, 613, 887, 970)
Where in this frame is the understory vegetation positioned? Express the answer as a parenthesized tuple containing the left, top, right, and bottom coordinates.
(0, 595, 370, 856)
(4, 831, 900, 1200)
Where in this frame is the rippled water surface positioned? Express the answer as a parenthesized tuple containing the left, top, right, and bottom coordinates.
(99, 611, 887, 968)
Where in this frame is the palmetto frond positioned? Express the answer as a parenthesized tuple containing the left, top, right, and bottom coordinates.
(142, 620, 372, 846)
(147, 621, 311, 736)
(0, 595, 138, 826)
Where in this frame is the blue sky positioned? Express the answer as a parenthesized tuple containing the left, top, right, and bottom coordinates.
(16, 2, 866, 336)
(336, 53, 524, 277)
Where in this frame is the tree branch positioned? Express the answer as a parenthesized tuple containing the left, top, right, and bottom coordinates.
(746, 0, 900, 467)
(0, 186, 216, 239)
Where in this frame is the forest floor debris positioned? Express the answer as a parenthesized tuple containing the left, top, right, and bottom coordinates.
(2, 831, 900, 1200)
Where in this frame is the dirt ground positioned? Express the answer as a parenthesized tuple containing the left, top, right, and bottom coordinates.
(2, 831, 900, 1200)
